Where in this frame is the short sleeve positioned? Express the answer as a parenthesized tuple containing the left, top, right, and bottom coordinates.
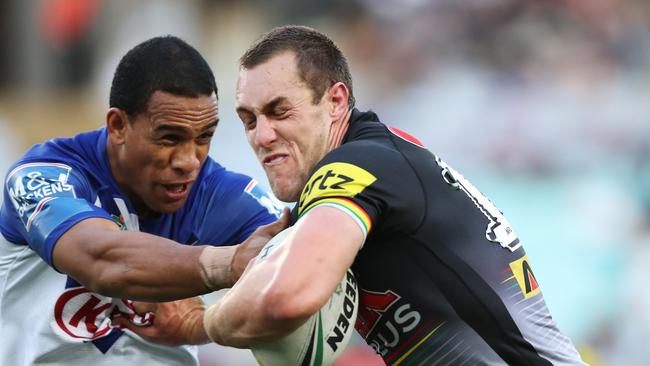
(3, 162, 112, 265)
(296, 141, 425, 238)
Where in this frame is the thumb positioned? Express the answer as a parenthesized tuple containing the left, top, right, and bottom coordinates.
(111, 313, 133, 330)
(264, 207, 291, 236)
(111, 313, 158, 341)
(111, 312, 151, 331)
(131, 301, 157, 315)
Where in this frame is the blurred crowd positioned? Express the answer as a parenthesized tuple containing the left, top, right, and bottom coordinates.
(1, 0, 649, 365)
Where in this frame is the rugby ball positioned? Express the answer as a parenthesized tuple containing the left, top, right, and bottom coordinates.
(251, 227, 359, 366)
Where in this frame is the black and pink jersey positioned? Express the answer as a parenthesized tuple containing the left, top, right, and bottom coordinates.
(293, 110, 587, 366)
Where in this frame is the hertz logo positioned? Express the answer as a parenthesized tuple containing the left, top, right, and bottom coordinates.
(298, 162, 376, 215)
(509, 255, 540, 299)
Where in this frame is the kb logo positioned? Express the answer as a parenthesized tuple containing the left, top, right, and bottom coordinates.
(52, 287, 153, 341)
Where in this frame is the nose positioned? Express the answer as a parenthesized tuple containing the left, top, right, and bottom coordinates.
(255, 115, 277, 147)
(171, 142, 202, 176)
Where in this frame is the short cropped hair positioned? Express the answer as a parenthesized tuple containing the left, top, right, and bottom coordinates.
(109, 36, 217, 117)
(240, 25, 355, 109)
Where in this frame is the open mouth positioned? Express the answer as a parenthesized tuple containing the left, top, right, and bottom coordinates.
(161, 182, 191, 200)
(263, 153, 288, 165)
(164, 183, 187, 192)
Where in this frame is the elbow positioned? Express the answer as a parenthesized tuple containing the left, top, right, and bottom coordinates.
(79, 263, 130, 298)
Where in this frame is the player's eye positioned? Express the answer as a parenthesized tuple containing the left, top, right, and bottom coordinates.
(272, 109, 289, 119)
(239, 114, 257, 131)
(160, 134, 181, 144)
(197, 132, 214, 144)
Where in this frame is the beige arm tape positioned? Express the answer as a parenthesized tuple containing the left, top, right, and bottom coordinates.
(198, 246, 237, 291)
(202, 302, 221, 343)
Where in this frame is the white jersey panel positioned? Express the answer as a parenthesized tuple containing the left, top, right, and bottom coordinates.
(0, 236, 198, 366)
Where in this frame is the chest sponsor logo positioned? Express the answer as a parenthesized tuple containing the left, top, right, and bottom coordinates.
(509, 255, 540, 299)
(355, 289, 421, 357)
(298, 162, 376, 215)
(52, 287, 153, 341)
(6, 163, 75, 225)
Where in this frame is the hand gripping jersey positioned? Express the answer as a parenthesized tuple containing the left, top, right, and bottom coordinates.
(0, 128, 282, 366)
(293, 110, 587, 366)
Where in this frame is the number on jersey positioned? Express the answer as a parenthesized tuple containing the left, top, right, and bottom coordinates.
(436, 157, 521, 252)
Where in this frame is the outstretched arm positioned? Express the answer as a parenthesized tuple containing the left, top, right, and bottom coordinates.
(52, 209, 290, 301)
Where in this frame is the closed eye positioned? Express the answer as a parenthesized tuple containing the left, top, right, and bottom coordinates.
(197, 131, 215, 144)
(272, 110, 290, 120)
(160, 134, 181, 144)
(237, 111, 257, 131)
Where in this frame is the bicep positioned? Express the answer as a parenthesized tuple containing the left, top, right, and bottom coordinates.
(285, 205, 363, 286)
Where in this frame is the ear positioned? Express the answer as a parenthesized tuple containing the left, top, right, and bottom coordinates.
(326, 82, 350, 123)
(106, 108, 130, 145)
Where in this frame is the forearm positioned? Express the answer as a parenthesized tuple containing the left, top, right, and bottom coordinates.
(88, 231, 224, 300)
(53, 218, 236, 301)
(201, 247, 329, 347)
(203, 287, 311, 348)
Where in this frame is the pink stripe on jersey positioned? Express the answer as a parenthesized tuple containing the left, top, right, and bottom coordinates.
(26, 196, 57, 231)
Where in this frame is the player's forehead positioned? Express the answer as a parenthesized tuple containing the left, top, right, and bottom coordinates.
(142, 90, 219, 131)
(236, 52, 310, 111)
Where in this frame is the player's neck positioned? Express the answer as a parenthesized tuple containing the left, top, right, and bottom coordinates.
(106, 141, 126, 191)
(327, 109, 352, 152)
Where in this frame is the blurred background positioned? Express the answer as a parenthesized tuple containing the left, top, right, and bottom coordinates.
(1, 0, 649, 365)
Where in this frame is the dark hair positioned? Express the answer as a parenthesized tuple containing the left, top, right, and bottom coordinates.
(109, 35, 217, 117)
(240, 25, 355, 109)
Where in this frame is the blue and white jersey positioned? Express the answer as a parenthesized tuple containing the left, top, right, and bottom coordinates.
(0, 128, 282, 366)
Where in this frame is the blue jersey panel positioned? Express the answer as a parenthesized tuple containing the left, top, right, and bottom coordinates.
(188, 169, 283, 246)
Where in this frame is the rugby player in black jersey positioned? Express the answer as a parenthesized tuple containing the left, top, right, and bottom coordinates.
(195, 25, 587, 365)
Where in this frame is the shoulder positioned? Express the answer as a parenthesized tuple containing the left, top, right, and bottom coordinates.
(3, 130, 109, 212)
(308, 130, 407, 189)
(21, 129, 103, 162)
(296, 119, 429, 224)
(328, 138, 396, 165)
(296, 139, 397, 216)
(8, 129, 105, 180)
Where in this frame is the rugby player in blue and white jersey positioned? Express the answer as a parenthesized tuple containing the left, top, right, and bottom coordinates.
(0, 36, 287, 366)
